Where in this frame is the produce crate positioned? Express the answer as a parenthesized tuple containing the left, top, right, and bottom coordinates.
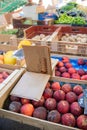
(51, 54, 87, 83)
(53, 26, 87, 56)
(24, 25, 59, 41)
(0, 76, 87, 130)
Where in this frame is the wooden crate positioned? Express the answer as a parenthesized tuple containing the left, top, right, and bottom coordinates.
(0, 76, 87, 130)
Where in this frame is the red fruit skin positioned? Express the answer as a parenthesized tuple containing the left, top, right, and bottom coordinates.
(77, 115, 87, 130)
(55, 70, 61, 76)
(51, 82, 60, 91)
(62, 84, 72, 93)
(21, 98, 30, 105)
(57, 100, 69, 114)
(32, 96, 45, 107)
(0, 74, 3, 79)
(71, 73, 81, 80)
(62, 56, 70, 63)
(47, 110, 61, 123)
(65, 62, 72, 68)
(73, 85, 83, 95)
(81, 75, 87, 80)
(0, 78, 4, 83)
(78, 93, 83, 99)
(66, 92, 77, 104)
(70, 102, 83, 116)
(59, 67, 67, 73)
(68, 67, 76, 74)
(43, 88, 53, 99)
(77, 69, 85, 76)
(62, 72, 70, 78)
(78, 58, 85, 65)
(20, 103, 34, 116)
(45, 82, 50, 88)
(58, 61, 64, 67)
(45, 98, 57, 110)
(10, 95, 20, 102)
(62, 113, 76, 127)
(33, 107, 47, 120)
(2, 71, 9, 79)
(53, 90, 65, 101)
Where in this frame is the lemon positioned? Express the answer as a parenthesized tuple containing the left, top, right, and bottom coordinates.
(18, 39, 31, 49)
(4, 51, 17, 65)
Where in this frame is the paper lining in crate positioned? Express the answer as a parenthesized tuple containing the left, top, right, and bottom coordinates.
(51, 25, 87, 56)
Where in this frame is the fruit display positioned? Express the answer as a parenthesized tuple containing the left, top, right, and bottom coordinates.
(60, 33, 87, 43)
(3, 80, 87, 130)
(0, 50, 25, 66)
(0, 71, 10, 83)
(52, 55, 87, 80)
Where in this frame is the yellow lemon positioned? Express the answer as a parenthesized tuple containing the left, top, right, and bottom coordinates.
(18, 39, 31, 49)
(4, 54, 17, 65)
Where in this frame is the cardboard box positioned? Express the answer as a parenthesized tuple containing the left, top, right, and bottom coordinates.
(0, 46, 86, 130)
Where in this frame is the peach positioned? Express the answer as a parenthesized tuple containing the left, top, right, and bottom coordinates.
(59, 66, 67, 73)
(65, 62, 72, 68)
(77, 69, 85, 76)
(32, 96, 45, 107)
(53, 90, 65, 101)
(70, 102, 83, 116)
(21, 98, 30, 105)
(57, 61, 64, 67)
(20, 103, 34, 116)
(51, 82, 60, 91)
(9, 101, 22, 112)
(73, 85, 83, 95)
(78, 58, 85, 65)
(66, 92, 77, 104)
(57, 100, 69, 114)
(45, 98, 57, 110)
(45, 82, 51, 88)
(62, 72, 70, 78)
(43, 88, 53, 99)
(68, 67, 76, 74)
(77, 115, 87, 130)
(71, 73, 81, 80)
(55, 70, 61, 76)
(62, 113, 75, 127)
(47, 110, 61, 123)
(81, 75, 87, 80)
(62, 83, 72, 93)
(33, 106, 47, 120)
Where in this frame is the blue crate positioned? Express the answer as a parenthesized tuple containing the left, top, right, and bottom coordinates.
(38, 12, 57, 21)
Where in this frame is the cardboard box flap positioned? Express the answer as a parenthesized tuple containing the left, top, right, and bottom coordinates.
(10, 71, 50, 101)
(23, 46, 52, 75)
